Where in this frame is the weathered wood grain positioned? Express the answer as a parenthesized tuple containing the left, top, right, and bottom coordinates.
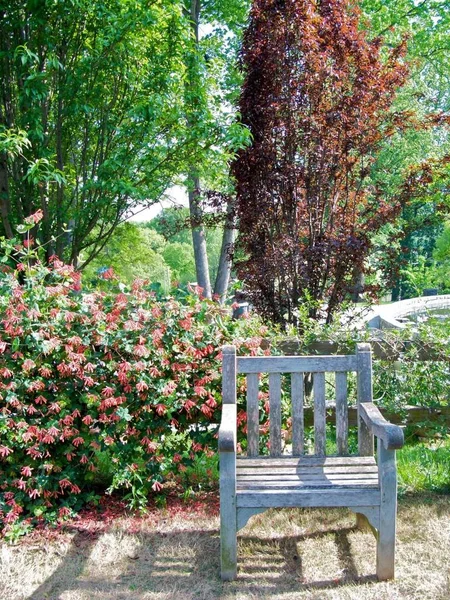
(236, 488, 381, 508)
(220, 445, 237, 580)
(218, 404, 236, 453)
(237, 507, 266, 531)
(246, 373, 259, 457)
(269, 373, 282, 457)
(219, 344, 402, 581)
(313, 373, 326, 456)
(237, 466, 379, 476)
(237, 355, 357, 373)
(359, 402, 404, 450)
(222, 346, 236, 405)
(277, 338, 450, 362)
(357, 344, 374, 456)
(291, 372, 304, 456)
(335, 372, 348, 454)
(237, 480, 379, 489)
(237, 473, 379, 482)
(290, 404, 450, 428)
(377, 439, 398, 580)
(237, 456, 377, 467)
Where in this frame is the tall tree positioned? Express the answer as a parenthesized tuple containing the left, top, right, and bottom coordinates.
(232, 0, 450, 326)
(181, 0, 250, 301)
(360, 0, 450, 298)
(184, 0, 212, 297)
(0, 0, 189, 266)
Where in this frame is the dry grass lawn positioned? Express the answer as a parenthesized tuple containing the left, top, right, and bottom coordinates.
(0, 494, 449, 600)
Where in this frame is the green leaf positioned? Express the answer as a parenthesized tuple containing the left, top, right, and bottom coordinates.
(116, 407, 132, 422)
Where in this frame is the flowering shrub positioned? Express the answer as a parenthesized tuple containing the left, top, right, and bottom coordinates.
(0, 220, 274, 536)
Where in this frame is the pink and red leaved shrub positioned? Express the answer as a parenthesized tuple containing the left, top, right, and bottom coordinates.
(0, 241, 272, 536)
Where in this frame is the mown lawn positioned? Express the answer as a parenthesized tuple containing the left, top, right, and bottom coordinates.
(1, 438, 448, 600)
(0, 491, 448, 600)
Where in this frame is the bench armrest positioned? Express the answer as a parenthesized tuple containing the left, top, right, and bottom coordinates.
(219, 404, 237, 453)
(359, 402, 404, 450)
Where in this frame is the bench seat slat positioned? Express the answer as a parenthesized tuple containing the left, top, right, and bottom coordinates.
(237, 480, 379, 489)
(237, 467, 379, 476)
(237, 456, 377, 467)
(236, 488, 381, 508)
(238, 475, 378, 483)
(236, 453, 380, 492)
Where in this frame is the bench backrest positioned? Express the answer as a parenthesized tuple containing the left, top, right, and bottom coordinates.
(222, 343, 373, 458)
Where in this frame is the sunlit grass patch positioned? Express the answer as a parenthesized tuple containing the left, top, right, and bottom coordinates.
(0, 495, 449, 599)
(397, 437, 450, 494)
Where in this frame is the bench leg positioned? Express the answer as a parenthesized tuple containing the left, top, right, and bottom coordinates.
(220, 452, 237, 580)
(376, 443, 397, 580)
(220, 515, 237, 581)
(377, 519, 395, 580)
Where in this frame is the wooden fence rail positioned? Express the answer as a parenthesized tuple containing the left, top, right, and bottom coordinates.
(278, 339, 450, 361)
(302, 405, 450, 431)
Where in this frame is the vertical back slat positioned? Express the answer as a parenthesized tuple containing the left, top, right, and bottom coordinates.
(335, 372, 348, 455)
(313, 372, 326, 456)
(269, 373, 282, 457)
(357, 343, 374, 456)
(246, 373, 259, 457)
(291, 373, 304, 456)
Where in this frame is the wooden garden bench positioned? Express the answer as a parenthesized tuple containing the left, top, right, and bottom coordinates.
(219, 343, 404, 581)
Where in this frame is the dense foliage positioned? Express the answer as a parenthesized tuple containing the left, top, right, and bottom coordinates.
(1, 216, 449, 538)
(2, 1, 450, 303)
(232, 0, 450, 325)
(0, 0, 193, 266)
(360, 1, 450, 299)
(181, 0, 251, 299)
(0, 219, 273, 537)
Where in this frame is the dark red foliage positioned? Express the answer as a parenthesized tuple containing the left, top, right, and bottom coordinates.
(232, 0, 446, 325)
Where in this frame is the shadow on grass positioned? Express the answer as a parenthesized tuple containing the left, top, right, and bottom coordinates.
(237, 526, 378, 595)
(28, 526, 221, 600)
(27, 521, 380, 599)
(28, 529, 99, 600)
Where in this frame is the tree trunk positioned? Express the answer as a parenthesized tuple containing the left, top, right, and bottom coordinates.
(0, 151, 13, 238)
(0, 26, 14, 240)
(189, 173, 212, 297)
(214, 197, 235, 303)
(351, 270, 365, 303)
(186, 0, 211, 298)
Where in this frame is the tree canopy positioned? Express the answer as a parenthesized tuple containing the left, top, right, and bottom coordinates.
(2, 0, 450, 308)
(232, 0, 450, 325)
(0, 0, 192, 265)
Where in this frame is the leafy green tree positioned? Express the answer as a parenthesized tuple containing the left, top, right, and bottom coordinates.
(162, 241, 196, 284)
(400, 256, 438, 297)
(0, 0, 189, 266)
(429, 221, 450, 293)
(146, 207, 224, 284)
(361, 0, 450, 297)
(146, 207, 193, 245)
(83, 223, 171, 290)
(181, 0, 251, 300)
(232, 0, 450, 325)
